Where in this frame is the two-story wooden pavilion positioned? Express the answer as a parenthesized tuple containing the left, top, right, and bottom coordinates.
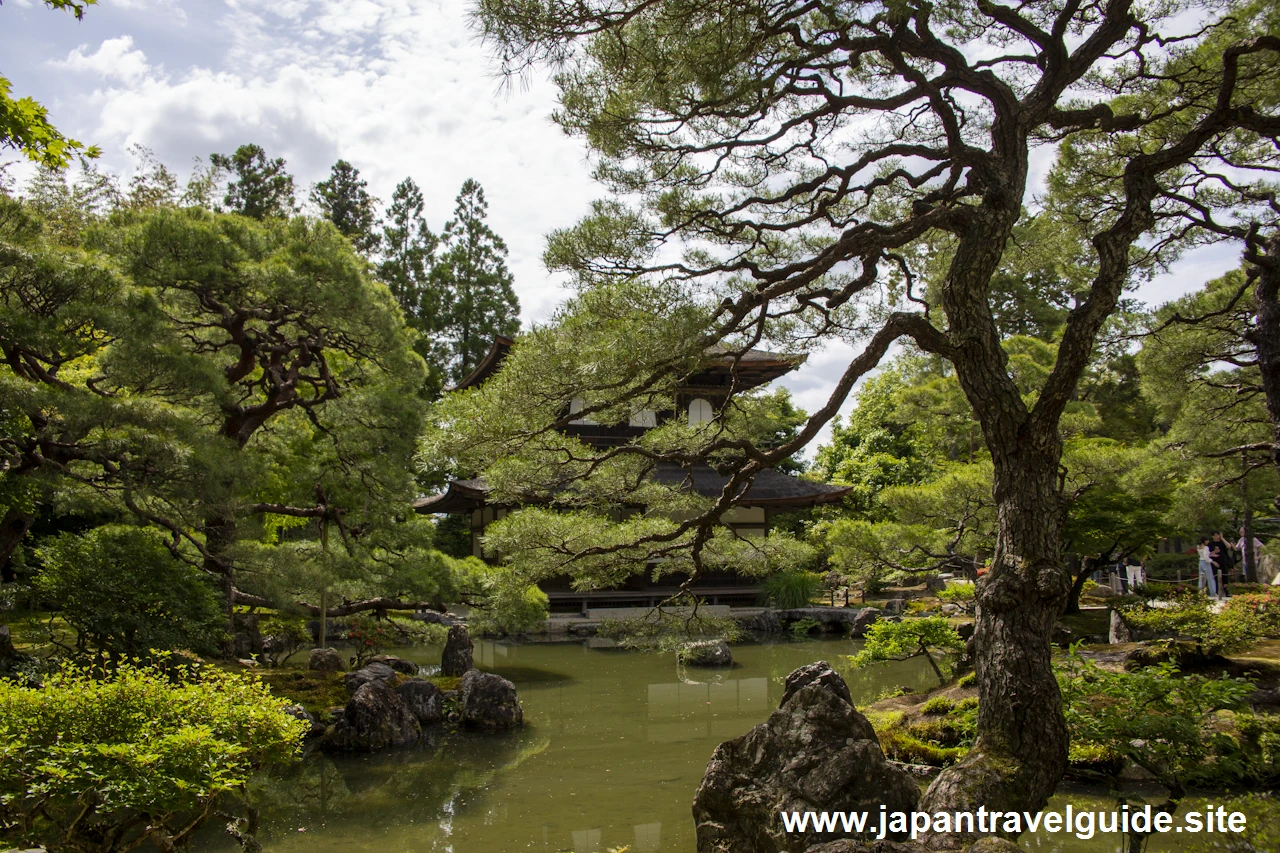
(415, 336, 850, 613)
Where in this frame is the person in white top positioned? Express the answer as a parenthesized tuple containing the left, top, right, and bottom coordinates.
(1197, 537, 1219, 598)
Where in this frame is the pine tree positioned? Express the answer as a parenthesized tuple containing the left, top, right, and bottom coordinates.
(209, 144, 296, 219)
(378, 178, 436, 320)
(432, 179, 519, 382)
(311, 160, 380, 255)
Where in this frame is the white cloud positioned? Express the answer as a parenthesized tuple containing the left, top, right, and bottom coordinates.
(51, 35, 154, 86)
(19, 0, 1247, 462)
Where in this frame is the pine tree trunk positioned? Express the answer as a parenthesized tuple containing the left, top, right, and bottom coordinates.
(1249, 235, 1280, 490)
(204, 514, 238, 657)
(0, 508, 34, 582)
(918, 444, 1070, 847)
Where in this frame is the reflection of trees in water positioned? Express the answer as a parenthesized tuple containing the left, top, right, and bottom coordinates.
(244, 728, 551, 846)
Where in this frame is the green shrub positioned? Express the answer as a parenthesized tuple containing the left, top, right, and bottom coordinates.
(957, 671, 976, 688)
(920, 696, 954, 715)
(1144, 551, 1198, 581)
(876, 726, 967, 766)
(955, 696, 978, 711)
(760, 570, 823, 609)
(1057, 650, 1256, 792)
(789, 616, 821, 639)
(34, 525, 226, 663)
(851, 617, 964, 685)
(937, 582, 975, 603)
(0, 658, 306, 852)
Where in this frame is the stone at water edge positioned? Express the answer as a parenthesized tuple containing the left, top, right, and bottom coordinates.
(370, 654, 419, 675)
(692, 676, 919, 853)
(396, 678, 444, 725)
(459, 669, 523, 730)
(282, 704, 326, 738)
(680, 639, 734, 667)
(780, 660, 852, 707)
(849, 607, 880, 638)
(308, 647, 344, 672)
(322, 680, 421, 752)
(343, 661, 396, 694)
(441, 624, 474, 677)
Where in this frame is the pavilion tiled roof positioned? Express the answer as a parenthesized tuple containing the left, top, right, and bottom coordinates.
(413, 464, 849, 514)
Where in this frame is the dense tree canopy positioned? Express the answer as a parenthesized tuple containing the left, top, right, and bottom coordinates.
(312, 159, 381, 256)
(209, 143, 298, 220)
(458, 0, 1280, 832)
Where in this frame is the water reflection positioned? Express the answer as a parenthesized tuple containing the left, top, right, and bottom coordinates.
(200, 639, 957, 853)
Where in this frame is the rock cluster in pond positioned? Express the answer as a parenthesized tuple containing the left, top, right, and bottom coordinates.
(747, 607, 883, 638)
(679, 639, 734, 667)
(308, 647, 344, 671)
(370, 654, 419, 675)
(441, 624, 474, 676)
(459, 669, 523, 730)
(324, 680, 422, 752)
(692, 661, 918, 853)
(396, 678, 444, 725)
(344, 661, 396, 693)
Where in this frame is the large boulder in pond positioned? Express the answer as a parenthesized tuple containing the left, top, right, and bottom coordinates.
(343, 661, 396, 694)
(679, 639, 734, 667)
(849, 607, 880, 638)
(396, 678, 444, 725)
(309, 647, 344, 672)
(693, 669, 918, 853)
(441, 624, 474, 677)
(459, 669, 523, 730)
(322, 680, 421, 752)
(780, 660, 852, 707)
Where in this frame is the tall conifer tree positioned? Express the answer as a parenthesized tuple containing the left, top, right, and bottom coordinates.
(311, 160, 380, 255)
(432, 179, 519, 382)
(209, 144, 296, 220)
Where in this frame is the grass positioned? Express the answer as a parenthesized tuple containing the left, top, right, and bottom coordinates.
(254, 668, 349, 715)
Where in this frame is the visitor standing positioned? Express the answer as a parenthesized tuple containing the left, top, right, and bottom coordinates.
(1124, 554, 1145, 592)
(1197, 537, 1219, 598)
(1212, 532, 1236, 588)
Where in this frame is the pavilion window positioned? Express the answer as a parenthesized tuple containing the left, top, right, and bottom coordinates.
(688, 398, 713, 426)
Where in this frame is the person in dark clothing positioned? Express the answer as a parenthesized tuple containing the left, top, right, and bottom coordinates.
(1211, 532, 1235, 589)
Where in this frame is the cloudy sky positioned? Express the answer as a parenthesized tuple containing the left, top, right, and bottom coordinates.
(1, 0, 1244, 456)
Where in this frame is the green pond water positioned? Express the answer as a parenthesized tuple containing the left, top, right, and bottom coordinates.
(218, 639, 1260, 853)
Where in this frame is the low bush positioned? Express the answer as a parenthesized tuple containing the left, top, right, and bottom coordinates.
(919, 696, 954, 715)
(851, 617, 964, 685)
(937, 582, 976, 603)
(788, 617, 821, 639)
(760, 571, 823, 609)
(33, 525, 226, 664)
(0, 658, 306, 853)
(957, 671, 976, 688)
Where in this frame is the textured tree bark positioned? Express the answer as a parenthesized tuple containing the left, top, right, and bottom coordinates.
(0, 508, 34, 581)
(1248, 237, 1280, 493)
(918, 445, 1070, 847)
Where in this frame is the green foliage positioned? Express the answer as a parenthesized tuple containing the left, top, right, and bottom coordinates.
(0, 657, 305, 852)
(851, 617, 964, 685)
(310, 160, 380, 255)
(936, 582, 975, 603)
(208, 144, 297, 219)
(34, 525, 225, 663)
(760, 570, 822, 609)
(957, 671, 976, 688)
(258, 615, 310, 668)
(1120, 590, 1280, 654)
(597, 605, 744, 652)
(0, 3, 101, 169)
(1188, 793, 1280, 853)
(919, 696, 954, 715)
(1058, 651, 1271, 792)
(431, 179, 520, 383)
(466, 569, 550, 636)
(788, 617, 821, 639)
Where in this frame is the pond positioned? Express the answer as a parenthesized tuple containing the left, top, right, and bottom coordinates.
(218, 639, 1242, 853)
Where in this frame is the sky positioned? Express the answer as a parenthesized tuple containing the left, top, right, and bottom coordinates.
(0, 0, 1246, 457)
